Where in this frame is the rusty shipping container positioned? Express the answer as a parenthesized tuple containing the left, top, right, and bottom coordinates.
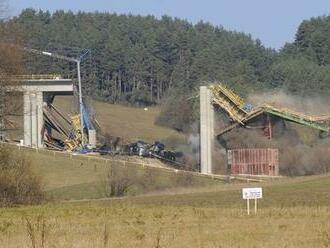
(227, 148, 279, 176)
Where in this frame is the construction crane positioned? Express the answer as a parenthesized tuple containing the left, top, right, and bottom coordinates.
(22, 47, 91, 145)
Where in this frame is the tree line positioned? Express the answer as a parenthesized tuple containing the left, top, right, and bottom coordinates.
(2, 9, 330, 130)
(7, 9, 273, 101)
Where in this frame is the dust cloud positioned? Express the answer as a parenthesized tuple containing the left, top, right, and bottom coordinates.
(247, 90, 330, 116)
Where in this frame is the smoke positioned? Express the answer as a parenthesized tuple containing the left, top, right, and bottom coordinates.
(247, 90, 330, 115)
(188, 133, 200, 159)
(178, 122, 201, 170)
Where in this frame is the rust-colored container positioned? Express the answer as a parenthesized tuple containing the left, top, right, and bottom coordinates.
(227, 148, 279, 176)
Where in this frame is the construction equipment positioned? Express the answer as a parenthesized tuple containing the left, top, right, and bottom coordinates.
(210, 83, 330, 137)
(66, 114, 85, 151)
(43, 101, 98, 152)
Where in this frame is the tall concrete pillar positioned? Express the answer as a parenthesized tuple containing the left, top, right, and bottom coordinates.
(23, 92, 32, 146)
(200, 86, 214, 174)
(23, 92, 43, 148)
(30, 92, 37, 147)
(36, 92, 43, 148)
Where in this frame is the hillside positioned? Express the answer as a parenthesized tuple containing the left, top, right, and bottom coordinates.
(54, 96, 184, 143)
(16, 145, 221, 200)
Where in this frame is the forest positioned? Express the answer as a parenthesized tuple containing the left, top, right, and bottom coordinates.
(2, 9, 330, 131)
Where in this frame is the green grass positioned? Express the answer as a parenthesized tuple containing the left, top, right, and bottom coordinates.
(16, 146, 224, 201)
(54, 96, 184, 143)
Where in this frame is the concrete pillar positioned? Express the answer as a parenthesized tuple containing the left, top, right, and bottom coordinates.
(30, 92, 37, 147)
(36, 92, 43, 148)
(23, 92, 32, 146)
(88, 129, 97, 148)
(23, 92, 43, 148)
(200, 86, 214, 174)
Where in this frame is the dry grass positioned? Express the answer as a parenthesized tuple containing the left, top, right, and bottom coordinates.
(0, 168, 329, 247)
(0, 147, 328, 246)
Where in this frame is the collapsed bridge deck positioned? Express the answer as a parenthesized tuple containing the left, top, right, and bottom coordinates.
(210, 84, 330, 137)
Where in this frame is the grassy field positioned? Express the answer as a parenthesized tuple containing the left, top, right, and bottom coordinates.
(0, 173, 330, 247)
(17, 146, 223, 201)
(4, 97, 330, 247)
(1, 147, 330, 247)
(54, 96, 184, 143)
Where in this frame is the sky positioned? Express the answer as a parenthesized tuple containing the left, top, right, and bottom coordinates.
(8, 0, 330, 49)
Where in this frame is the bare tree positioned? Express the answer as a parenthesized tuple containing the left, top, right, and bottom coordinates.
(0, 0, 8, 20)
(0, 0, 23, 140)
(0, 0, 7, 137)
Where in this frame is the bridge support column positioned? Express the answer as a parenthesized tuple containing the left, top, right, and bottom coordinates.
(23, 92, 43, 148)
(36, 91, 44, 148)
(200, 86, 214, 174)
(23, 92, 31, 146)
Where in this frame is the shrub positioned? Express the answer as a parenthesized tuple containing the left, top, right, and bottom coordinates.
(0, 146, 44, 206)
(156, 91, 196, 132)
(104, 165, 133, 197)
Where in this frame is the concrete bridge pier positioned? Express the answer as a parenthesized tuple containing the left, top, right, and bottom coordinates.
(17, 78, 74, 148)
(200, 86, 214, 174)
(23, 91, 43, 148)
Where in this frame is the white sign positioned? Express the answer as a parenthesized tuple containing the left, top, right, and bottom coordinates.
(242, 187, 263, 200)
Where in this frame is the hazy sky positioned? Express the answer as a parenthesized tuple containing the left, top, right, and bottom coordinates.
(8, 0, 330, 49)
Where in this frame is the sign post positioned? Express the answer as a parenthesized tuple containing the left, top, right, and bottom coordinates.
(254, 198, 257, 214)
(242, 187, 262, 215)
